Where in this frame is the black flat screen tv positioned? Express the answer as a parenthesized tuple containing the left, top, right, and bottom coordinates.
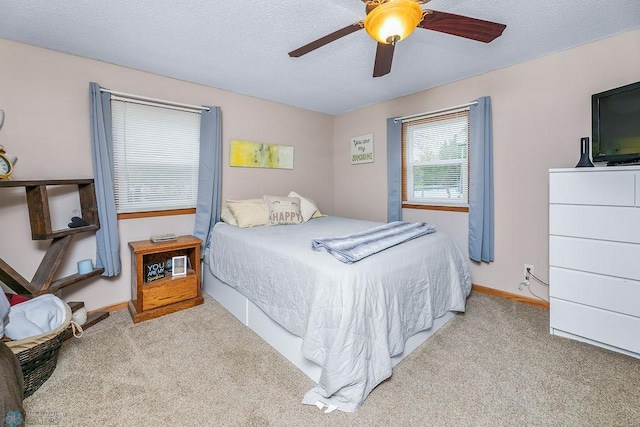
(592, 81, 640, 165)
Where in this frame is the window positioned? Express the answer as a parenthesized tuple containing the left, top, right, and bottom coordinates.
(111, 97, 201, 214)
(402, 109, 469, 209)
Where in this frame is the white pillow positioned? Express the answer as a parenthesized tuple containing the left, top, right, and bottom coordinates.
(220, 208, 238, 226)
(288, 191, 319, 222)
(225, 198, 269, 228)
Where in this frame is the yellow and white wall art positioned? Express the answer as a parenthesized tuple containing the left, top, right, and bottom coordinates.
(230, 139, 294, 169)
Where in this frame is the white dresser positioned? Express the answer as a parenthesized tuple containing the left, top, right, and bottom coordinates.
(549, 166, 640, 358)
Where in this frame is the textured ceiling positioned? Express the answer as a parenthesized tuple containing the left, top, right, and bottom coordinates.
(1, 0, 640, 114)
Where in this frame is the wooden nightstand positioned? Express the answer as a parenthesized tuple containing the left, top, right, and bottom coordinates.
(128, 235, 204, 323)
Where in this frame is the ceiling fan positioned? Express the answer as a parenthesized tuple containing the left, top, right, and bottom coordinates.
(288, 0, 507, 77)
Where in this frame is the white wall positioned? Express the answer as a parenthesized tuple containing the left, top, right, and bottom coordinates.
(0, 38, 334, 311)
(333, 29, 640, 299)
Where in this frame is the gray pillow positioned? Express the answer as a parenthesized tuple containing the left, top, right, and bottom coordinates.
(263, 195, 303, 226)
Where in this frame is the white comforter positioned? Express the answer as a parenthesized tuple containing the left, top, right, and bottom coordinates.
(208, 216, 471, 412)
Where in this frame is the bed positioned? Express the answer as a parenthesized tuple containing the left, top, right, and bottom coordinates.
(203, 215, 471, 412)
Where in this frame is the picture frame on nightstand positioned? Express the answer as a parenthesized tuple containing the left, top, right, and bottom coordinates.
(171, 255, 187, 277)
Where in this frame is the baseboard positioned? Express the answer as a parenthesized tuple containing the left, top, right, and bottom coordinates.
(87, 301, 129, 315)
(86, 285, 549, 316)
(472, 284, 549, 310)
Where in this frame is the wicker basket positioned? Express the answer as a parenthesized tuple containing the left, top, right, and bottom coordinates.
(6, 302, 72, 398)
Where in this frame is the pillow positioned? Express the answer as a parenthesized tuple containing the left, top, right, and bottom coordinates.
(287, 191, 319, 222)
(225, 198, 269, 228)
(263, 195, 303, 226)
(311, 208, 325, 219)
(220, 208, 238, 226)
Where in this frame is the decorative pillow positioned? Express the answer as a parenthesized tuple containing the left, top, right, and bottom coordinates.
(263, 195, 303, 226)
(225, 198, 269, 228)
(220, 208, 238, 226)
(287, 191, 319, 222)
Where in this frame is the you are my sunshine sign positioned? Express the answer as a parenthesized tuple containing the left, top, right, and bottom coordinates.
(350, 134, 374, 165)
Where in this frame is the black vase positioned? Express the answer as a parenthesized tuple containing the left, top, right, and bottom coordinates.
(576, 137, 594, 168)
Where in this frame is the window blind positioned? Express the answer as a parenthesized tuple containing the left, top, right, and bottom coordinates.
(402, 109, 469, 206)
(111, 99, 201, 213)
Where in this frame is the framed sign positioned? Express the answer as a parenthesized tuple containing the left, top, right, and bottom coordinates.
(145, 261, 165, 283)
(171, 255, 187, 277)
(351, 134, 374, 164)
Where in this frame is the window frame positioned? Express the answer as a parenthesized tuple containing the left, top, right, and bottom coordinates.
(401, 109, 470, 212)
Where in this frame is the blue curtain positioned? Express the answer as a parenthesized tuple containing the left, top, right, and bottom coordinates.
(193, 106, 222, 257)
(89, 82, 121, 276)
(386, 117, 403, 222)
(468, 96, 495, 262)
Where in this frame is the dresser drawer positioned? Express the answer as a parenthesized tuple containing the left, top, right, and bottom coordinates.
(549, 170, 636, 206)
(550, 236, 640, 281)
(550, 267, 640, 317)
(550, 204, 640, 244)
(550, 298, 640, 354)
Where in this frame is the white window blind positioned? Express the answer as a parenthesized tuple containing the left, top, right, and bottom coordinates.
(111, 99, 201, 214)
(402, 109, 469, 207)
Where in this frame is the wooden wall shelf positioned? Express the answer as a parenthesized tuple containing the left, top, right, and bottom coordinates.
(0, 179, 108, 324)
(0, 179, 99, 240)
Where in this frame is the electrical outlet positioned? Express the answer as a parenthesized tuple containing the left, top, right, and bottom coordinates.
(524, 264, 534, 281)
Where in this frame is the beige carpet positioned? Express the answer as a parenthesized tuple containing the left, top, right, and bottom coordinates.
(23, 292, 639, 426)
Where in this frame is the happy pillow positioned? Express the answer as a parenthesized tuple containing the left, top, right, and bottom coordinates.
(263, 195, 303, 226)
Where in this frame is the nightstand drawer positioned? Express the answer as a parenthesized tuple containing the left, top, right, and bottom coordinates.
(142, 277, 198, 311)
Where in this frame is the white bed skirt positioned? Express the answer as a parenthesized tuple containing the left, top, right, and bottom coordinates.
(202, 262, 456, 384)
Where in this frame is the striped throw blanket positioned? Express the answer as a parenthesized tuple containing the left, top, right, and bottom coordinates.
(311, 221, 436, 264)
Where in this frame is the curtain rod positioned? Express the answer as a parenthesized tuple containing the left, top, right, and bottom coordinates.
(99, 88, 210, 112)
(394, 101, 478, 123)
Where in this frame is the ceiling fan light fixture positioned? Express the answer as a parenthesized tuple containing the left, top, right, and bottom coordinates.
(364, 0, 423, 45)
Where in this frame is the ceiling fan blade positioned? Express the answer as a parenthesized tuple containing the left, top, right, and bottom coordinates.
(288, 22, 363, 57)
(373, 42, 395, 78)
(419, 10, 506, 43)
